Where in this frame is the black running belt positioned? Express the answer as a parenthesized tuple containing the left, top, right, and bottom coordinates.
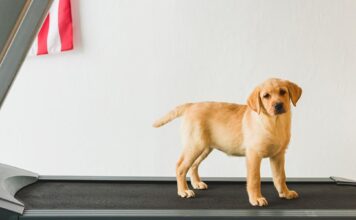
(15, 180, 356, 210)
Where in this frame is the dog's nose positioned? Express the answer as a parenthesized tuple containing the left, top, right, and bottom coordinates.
(274, 102, 284, 112)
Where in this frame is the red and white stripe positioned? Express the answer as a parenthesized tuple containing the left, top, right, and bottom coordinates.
(29, 0, 73, 56)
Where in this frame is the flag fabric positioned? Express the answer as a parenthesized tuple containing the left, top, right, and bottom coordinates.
(29, 0, 73, 56)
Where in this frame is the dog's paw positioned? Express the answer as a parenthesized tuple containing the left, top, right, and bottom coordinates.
(279, 190, 299, 199)
(178, 189, 195, 198)
(191, 181, 208, 190)
(249, 196, 268, 206)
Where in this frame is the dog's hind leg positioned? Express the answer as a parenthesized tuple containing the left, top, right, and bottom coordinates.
(190, 148, 212, 190)
(176, 146, 205, 198)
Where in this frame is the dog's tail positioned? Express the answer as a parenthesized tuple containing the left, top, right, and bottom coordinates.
(153, 103, 193, 128)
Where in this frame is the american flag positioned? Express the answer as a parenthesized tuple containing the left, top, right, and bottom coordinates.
(29, 0, 73, 56)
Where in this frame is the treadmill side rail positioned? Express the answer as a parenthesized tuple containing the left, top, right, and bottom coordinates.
(330, 176, 356, 186)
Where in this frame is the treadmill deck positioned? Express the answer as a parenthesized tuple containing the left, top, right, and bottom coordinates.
(15, 179, 356, 210)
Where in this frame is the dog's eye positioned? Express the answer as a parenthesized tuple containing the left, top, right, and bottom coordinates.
(279, 89, 286, 96)
(263, 93, 270, 99)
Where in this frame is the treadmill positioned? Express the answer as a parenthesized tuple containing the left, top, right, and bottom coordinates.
(0, 1, 356, 219)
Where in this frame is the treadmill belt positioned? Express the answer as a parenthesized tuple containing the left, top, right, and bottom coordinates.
(15, 180, 356, 209)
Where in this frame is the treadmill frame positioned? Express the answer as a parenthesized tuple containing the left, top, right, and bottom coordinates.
(1, 163, 356, 219)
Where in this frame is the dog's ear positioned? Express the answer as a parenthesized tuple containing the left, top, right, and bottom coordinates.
(286, 81, 302, 106)
(247, 87, 261, 114)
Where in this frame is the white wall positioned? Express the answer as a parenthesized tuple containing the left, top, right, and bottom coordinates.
(1, 0, 356, 179)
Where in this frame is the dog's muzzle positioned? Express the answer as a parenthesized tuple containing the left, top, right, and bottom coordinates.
(274, 102, 285, 114)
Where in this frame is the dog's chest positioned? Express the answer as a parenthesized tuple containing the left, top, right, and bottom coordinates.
(257, 123, 290, 157)
(260, 142, 284, 158)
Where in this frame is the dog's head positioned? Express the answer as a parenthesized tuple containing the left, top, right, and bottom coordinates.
(247, 78, 302, 116)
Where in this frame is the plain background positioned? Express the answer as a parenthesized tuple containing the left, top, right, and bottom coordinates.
(0, 0, 355, 179)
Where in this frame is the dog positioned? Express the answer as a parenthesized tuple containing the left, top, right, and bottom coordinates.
(153, 78, 302, 206)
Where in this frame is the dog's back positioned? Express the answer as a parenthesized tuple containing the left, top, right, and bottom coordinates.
(153, 102, 247, 128)
(154, 102, 248, 155)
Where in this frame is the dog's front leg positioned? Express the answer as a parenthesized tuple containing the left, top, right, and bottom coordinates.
(269, 151, 299, 199)
(246, 148, 268, 206)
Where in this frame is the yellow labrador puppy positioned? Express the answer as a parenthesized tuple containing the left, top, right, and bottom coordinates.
(153, 78, 302, 206)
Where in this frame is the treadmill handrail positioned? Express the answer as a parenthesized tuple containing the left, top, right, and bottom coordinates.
(0, 0, 52, 109)
(0, 0, 52, 213)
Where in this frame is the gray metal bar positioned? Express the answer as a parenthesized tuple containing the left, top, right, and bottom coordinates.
(0, 0, 53, 109)
(39, 175, 334, 183)
(0, 0, 28, 63)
